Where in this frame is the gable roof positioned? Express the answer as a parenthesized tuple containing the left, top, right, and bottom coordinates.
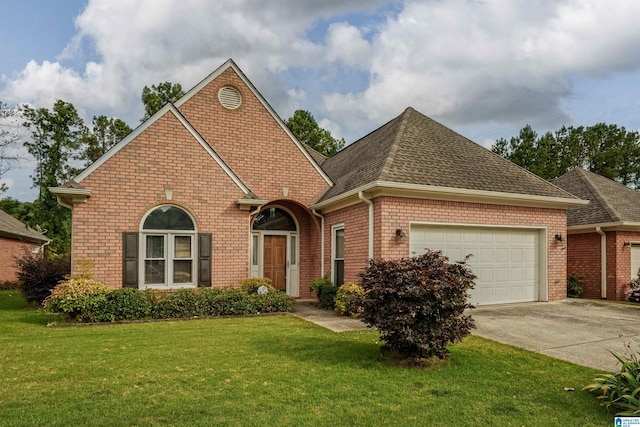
(175, 59, 332, 187)
(73, 103, 251, 195)
(552, 168, 640, 227)
(318, 107, 580, 205)
(0, 209, 50, 244)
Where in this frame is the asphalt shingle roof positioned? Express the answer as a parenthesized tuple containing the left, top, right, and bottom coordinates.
(0, 209, 50, 243)
(320, 107, 577, 202)
(552, 168, 640, 226)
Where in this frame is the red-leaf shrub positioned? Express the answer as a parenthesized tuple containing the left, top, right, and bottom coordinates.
(15, 250, 70, 305)
(359, 251, 476, 361)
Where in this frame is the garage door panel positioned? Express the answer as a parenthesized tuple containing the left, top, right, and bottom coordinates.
(410, 225, 541, 305)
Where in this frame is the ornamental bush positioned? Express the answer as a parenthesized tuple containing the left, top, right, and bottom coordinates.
(309, 276, 338, 309)
(15, 251, 71, 305)
(584, 341, 640, 415)
(239, 277, 276, 294)
(44, 277, 112, 322)
(627, 270, 640, 303)
(151, 288, 207, 319)
(334, 282, 364, 317)
(359, 251, 476, 361)
(98, 288, 153, 321)
(567, 274, 584, 298)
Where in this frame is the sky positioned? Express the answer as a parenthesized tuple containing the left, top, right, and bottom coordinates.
(2, 0, 640, 201)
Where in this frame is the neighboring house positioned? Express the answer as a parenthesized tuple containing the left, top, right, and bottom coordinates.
(0, 209, 50, 282)
(51, 59, 585, 304)
(553, 168, 640, 300)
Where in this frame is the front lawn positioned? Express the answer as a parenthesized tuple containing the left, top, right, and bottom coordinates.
(0, 291, 611, 426)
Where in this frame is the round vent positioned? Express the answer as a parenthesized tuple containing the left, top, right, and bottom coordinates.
(218, 86, 242, 110)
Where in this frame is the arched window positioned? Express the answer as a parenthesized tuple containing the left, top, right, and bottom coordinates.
(141, 205, 196, 287)
(252, 207, 296, 231)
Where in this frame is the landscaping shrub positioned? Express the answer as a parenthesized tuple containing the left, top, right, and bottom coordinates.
(251, 291, 293, 313)
(97, 288, 153, 321)
(0, 280, 21, 290)
(43, 277, 111, 322)
(151, 288, 206, 319)
(627, 271, 640, 303)
(15, 251, 70, 305)
(567, 274, 584, 298)
(359, 251, 476, 361)
(584, 340, 640, 415)
(334, 282, 364, 317)
(240, 277, 276, 294)
(309, 276, 338, 309)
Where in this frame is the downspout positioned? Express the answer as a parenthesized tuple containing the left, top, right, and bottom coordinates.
(311, 209, 325, 276)
(596, 227, 607, 299)
(358, 191, 374, 259)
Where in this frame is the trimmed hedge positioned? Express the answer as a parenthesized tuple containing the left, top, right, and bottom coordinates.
(44, 280, 293, 323)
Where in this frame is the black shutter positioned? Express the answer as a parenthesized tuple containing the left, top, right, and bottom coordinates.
(122, 232, 139, 288)
(198, 233, 212, 287)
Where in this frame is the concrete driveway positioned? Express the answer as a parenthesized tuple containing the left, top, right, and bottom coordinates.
(472, 299, 640, 372)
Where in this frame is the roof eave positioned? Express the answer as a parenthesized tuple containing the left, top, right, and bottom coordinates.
(49, 187, 93, 209)
(0, 230, 50, 244)
(568, 221, 640, 233)
(312, 181, 588, 212)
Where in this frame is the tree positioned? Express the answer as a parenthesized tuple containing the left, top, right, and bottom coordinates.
(21, 100, 85, 254)
(80, 115, 132, 165)
(141, 82, 184, 121)
(0, 197, 35, 226)
(0, 102, 23, 194)
(285, 110, 345, 157)
(492, 123, 640, 186)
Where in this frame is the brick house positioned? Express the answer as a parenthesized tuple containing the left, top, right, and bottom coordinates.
(51, 59, 584, 305)
(0, 209, 50, 282)
(553, 168, 640, 300)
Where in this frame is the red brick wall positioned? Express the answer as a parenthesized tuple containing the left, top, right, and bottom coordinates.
(0, 238, 34, 282)
(567, 232, 602, 299)
(608, 231, 638, 300)
(177, 67, 330, 206)
(323, 196, 567, 301)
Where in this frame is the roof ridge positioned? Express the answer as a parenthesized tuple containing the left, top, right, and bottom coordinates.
(578, 169, 621, 222)
(379, 107, 412, 181)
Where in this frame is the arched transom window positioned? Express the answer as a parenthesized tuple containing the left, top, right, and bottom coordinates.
(252, 207, 297, 231)
(141, 205, 196, 287)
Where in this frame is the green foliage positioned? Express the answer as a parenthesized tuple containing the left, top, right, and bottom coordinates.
(80, 115, 132, 165)
(239, 277, 276, 294)
(334, 282, 364, 317)
(97, 288, 152, 321)
(151, 288, 208, 319)
(359, 251, 476, 361)
(43, 277, 112, 322)
(15, 250, 70, 304)
(492, 123, 640, 186)
(141, 81, 184, 121)
(0, 197, 35, 226)
(584, 341, 640, 415)
(567, 274, 584, 298)
(285, 110, 345, 157)
(0, 280, 21, 290)
(309, 276, 338, 309)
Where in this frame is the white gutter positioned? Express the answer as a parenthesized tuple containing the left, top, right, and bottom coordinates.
(596, 227, 607, 299)
(358, 191, 374, 259)
(311, 209, 325, 276)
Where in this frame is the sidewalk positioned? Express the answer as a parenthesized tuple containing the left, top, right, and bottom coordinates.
(291, 300, 368, 332)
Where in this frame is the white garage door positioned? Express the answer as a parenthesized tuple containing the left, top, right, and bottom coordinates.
(410, 224, 541, 305)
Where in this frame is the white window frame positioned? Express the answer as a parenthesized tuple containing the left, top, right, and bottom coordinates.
(331, 223, 345, 286)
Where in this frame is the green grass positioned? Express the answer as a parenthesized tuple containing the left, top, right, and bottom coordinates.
(0, 291, 611, 426)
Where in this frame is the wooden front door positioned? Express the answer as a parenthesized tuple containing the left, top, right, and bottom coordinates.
(263, 235, 287, 291)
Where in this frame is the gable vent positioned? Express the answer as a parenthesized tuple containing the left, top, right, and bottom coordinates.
(218, 86, 242, 110)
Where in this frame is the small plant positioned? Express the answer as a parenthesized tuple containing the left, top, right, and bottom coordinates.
(309, 276, 338, 310)
(240, 277, 276, 294)
(334, 282, 364, 317)
(567, 274, 584, 298)
(44, 277, 112, 322)
(0, 280, 21, 290)
(584, 340, 640, 415)
(15, 250, 70, 305)
(627, 270, 640, 303)
(359, 251, 475, 363)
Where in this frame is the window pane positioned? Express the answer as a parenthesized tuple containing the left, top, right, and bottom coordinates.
(335, 229, 344, 259)
(334, 260, 344, 287)
(174, 236, 192, 258)
(174, 260, 192, 283)
(252, 207, 296, 231)
(252, 235, 259, 265)
(145, 260, 165, 284)
(146, 235, 164, 258)
(290, 235, 297, 265)
(143, 206, 194, 230)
